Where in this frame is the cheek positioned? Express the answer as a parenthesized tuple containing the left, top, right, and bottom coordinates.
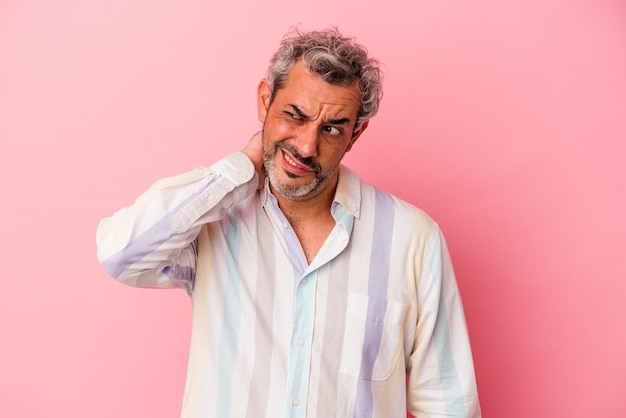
(262, 120, 287, 147)
(271, 120, 297, 138)
(320, 143, 349, 168)
(264, 112, 295, 136)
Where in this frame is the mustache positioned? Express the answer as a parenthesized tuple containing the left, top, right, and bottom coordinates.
(276, 142, 322, 174)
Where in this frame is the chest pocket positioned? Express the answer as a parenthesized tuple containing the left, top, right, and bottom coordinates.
(339, 293, 408, 381)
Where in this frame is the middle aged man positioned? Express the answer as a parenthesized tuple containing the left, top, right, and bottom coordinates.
(97, 28, 481, 417)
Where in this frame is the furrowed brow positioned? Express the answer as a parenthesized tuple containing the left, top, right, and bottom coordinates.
(289, 105, 310, 120)
(326, 117, 351, 125)
(288, 104, 351, 125)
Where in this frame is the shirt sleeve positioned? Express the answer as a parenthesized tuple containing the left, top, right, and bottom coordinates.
(406, 226, 481, 417)
(96, 151, 258, 294)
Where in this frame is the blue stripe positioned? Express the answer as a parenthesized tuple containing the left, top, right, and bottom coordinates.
(162, 264, 195, 282)
(267, 192, 307, 278)
(215, 212, 243, 418)
(162, 264, 195, 295)
(101, 213, 174, 278)
(101, 179, 216, 279)
(354, 189, 395, 418)
(430, 241, 466, 417)
(286, 273, 315, 418)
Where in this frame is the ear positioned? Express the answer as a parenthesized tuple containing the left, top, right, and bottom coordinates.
(346, 120, 368, 152)
(257, 79, 272, 123)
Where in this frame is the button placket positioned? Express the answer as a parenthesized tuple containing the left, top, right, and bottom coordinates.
(285, 271, 316, 417)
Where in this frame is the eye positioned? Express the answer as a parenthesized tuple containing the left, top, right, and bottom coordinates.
(323, 126, 342, 136)
(284, 111, 302, 121)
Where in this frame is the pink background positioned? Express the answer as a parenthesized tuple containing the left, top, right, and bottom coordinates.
(2, 0, 625, 416)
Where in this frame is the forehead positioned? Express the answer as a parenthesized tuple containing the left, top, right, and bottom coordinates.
(275, 62, 361, 118)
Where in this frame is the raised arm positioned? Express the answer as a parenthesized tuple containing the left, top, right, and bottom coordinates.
(96, 140, 262, 293)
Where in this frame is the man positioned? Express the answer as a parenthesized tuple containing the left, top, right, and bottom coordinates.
(97, 28, 481, 418)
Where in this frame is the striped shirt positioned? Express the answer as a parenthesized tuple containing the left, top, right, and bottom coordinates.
(97, 151, 481, 418)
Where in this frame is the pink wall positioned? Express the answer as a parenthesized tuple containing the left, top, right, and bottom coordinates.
(2, 0, 625, 416)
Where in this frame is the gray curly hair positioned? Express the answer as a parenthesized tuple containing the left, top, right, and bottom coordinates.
(266, 28, 383, 132)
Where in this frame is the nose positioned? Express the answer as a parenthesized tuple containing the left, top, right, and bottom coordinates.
(294, 125, 319, 158)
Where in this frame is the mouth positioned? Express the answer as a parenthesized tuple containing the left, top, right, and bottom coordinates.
(280, 149, 315, 175)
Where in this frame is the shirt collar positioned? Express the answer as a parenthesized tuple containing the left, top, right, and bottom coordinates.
(260, 177, 271, 206)
(332, 165, 361, 219)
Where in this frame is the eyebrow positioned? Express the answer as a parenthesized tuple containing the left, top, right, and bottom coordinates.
(288, 104, 352, 125)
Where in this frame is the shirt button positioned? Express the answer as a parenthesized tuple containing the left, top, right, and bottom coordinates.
(282, 222, 289, 229)
(301, 278, 308, 285)
(292, 399, 300, 407)
(297, 339, 305, 346)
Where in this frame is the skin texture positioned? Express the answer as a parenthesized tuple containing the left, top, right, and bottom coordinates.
(242, 62, 369, 261)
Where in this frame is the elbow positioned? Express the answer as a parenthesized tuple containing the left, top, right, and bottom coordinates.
(96, 245, 125, 282)
(96, 221, 130, 282)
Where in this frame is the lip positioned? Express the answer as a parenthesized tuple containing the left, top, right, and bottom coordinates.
(281, 149, 313, 175)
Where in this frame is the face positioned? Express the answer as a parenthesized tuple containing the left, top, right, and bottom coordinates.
(257, 62, 368, 201)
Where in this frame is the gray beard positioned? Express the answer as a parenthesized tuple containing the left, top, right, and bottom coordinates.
(262, 142, 332, 200)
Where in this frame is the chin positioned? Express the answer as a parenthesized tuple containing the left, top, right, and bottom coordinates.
(270, 179, 320, 200)
(270, 169, 337, 201)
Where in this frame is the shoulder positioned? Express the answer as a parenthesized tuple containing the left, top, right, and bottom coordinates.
(354, 173, 438, 237)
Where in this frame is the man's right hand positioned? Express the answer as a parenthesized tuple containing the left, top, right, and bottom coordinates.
(242, 131, 265, 190)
